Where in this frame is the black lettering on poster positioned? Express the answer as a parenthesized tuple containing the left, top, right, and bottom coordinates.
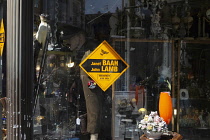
(81, 59, 127, 73)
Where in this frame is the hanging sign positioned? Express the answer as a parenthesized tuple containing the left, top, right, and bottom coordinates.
(0, 19, 5, 56)
(79, 40, 129, 91)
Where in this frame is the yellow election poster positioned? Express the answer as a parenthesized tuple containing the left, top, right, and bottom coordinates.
(79, 40, 129, 91)
(0, 19, 5, 56)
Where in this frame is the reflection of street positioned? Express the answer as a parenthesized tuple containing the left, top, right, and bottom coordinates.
(114, 91, 143, 140)
(34, 54, 80, 139)
(34, 97, 77, 139)
(85, 0, 122, 14)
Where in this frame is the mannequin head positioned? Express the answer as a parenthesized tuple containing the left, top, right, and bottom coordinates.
(40, 14, 49, 22)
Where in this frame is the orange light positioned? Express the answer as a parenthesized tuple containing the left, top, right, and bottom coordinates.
(159, 92, 173, 125)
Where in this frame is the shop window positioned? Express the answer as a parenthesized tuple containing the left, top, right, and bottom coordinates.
(112, 39, 173, 139)
(3, 0, 210, 140)
(177, 41, 210, 139)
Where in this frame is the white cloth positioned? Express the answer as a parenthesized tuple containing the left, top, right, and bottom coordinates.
(90, 134, 98, 140)
(35, 21, 51, 49)
(35, 21, 51, 65)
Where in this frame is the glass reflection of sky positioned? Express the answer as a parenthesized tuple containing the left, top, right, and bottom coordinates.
(85, 0, 123, 14)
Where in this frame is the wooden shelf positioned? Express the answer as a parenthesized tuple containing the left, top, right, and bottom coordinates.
(111, 37, 173, 43)
(140, 132, 183, 140)
(181, 39, 210, 44)
(111, 37, 210, 44)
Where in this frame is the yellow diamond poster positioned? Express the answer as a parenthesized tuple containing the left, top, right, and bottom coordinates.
(79, 40, 129, 91)
(0, 19, 5, 56)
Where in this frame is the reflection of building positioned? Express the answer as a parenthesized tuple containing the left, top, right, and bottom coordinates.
(85, 0, 122, 14)
(85, 13, 111, 40)
(34, 0, 85, 28)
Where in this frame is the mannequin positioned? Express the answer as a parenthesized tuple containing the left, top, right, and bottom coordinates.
(33, 14, 51, 134)
(34, 14, 51, 72)
(79, 20, 110, 139)
(33, 14, 51, 89)
(35, 14, 51, 49)
(80, 42, 103, 140)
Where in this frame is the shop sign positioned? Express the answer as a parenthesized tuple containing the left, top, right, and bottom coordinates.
(79, 40, 129, 91)
(0, 19, 5, 56)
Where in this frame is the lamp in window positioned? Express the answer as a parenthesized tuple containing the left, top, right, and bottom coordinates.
(36, 65, 40, 71)
(66, 56, 74, 68)
(60, 62, 65, 67)
(49, 63, 54, 67)
(159, 92, 173, 125)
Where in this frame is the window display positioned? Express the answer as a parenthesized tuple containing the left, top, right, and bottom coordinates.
(2, 0, 210, 140)
(177, 40, 210, 139)
(112, 39, 173, 140)
(33, 1, 113, 139)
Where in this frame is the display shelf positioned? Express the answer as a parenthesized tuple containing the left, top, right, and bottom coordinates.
(180, 39, 210, 44)
(111, 37, 173, 43)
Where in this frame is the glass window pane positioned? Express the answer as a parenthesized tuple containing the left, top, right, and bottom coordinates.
(113, 40, 172, 139)
(178, 41, 210, 139)
(29, 0, 210, 140)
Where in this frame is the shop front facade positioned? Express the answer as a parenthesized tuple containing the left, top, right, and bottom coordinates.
(1, 0, 210, 139)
